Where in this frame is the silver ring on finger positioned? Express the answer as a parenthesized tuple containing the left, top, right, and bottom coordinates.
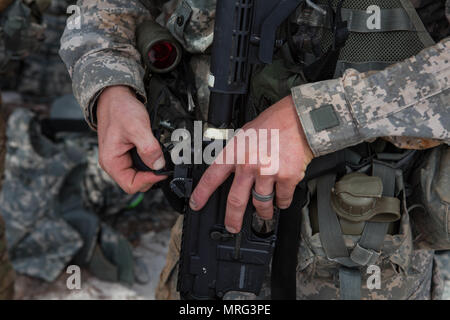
(252, 187, 275, 202)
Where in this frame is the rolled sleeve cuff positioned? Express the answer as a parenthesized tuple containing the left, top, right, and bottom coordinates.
(72, 54, 147, 130)
(291, 77, 362, 157)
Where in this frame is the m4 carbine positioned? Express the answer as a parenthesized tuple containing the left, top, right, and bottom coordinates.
(133, 0, 335, 300)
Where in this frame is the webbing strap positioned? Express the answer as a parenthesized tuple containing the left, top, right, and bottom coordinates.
(372, 161, 396, 197)
(350, 161, 397, 266)
(350, 222, 387, 266)
(399, 0, 435, 47)
(339, 267, 361, 300)
(317, 174, 349, 260)
(317, 161, 398, 299)
(341, 8, 414, 33)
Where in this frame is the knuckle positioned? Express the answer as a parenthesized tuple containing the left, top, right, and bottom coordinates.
(277, 194, 293, 202)
(252, 198, 271, 209)
(122, 185, 134, 195)
(201, 171, 217, 188)
(277, 203, 291, 210)
(227, 193, 245, 209)
(190, 188, 203, 202)
(98, 157, 105, 170)
(140, 143, 160, 157)
(244, 163, 257, 173)
(277, 172, 296, 185)
(98, 155, 111, 171)
(277, 197, 293, 209)
(226, 215, 242, 229)
(258, 211, 273, 220)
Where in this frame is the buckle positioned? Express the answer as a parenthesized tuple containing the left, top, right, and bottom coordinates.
(350, 243, 381, 266)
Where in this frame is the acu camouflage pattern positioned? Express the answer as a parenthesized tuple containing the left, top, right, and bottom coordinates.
(0, 0, 46, 72)
(292, 36, 450, 157)
(0, 107, 138, 282)
(409, 145, 450, 251)
(0, 0, 48, 299)
(14, 1, 75, 102)
(296, 189, 443, 300)
(0, 111, 14, 300)
(59, 0, 450, 144)
(59, 0, 154, 129)
(59, 0, 450, 299)
(82, 146, 137, 216)
(59, 0, 216, 129)
(0, 0, 75, 100)
(435, 251, 450, 282)
(0, 108, 84, 281)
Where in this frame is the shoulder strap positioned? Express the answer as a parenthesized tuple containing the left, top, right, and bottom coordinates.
(399, 0, 435, 47)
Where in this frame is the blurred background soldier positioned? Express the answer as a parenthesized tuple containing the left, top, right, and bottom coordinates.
(1, 0, 171, 298)
(0, 0, 51, 300)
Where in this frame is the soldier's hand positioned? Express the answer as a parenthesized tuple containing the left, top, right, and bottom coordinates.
(96, 85, 167, 194)
(189, 95, 314, 233)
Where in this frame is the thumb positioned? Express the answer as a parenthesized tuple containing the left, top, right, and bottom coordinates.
(133, 130, 166, 171)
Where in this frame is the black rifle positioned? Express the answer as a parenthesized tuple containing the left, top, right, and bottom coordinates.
(132, 0, 345, 300)
(178, 0, 307, 300)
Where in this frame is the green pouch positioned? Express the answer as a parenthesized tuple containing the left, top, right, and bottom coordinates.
(331, 172, 401, 224)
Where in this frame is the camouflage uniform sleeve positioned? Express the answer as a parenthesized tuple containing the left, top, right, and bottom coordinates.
(59, 0, 152, 129)
(291, 37, 450, 157)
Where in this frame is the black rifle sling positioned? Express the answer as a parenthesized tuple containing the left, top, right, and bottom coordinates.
(271, 185, 307, 300)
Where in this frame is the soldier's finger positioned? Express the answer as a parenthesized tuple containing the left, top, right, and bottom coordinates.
(225, 170, 254, 233)
(189, 161, 234, 211)
(130, 126, 165, 171)
(105, 151, 165, 194)
(275, 180, 297, 209)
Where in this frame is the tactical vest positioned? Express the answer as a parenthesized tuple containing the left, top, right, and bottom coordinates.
(250, 0, 448, 108)
(297, 0, 435, 75)
(266, 0, 448, 300)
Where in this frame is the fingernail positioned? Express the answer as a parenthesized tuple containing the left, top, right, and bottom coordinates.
(152, 156, 165, 170)
(189, 197, 197, 210)
(226, 226, 237, 234)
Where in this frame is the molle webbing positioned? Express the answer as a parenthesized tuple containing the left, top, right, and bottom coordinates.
(313, 0, 434, 76)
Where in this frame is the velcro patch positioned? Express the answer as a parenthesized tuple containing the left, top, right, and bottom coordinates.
(310, 104, 339, 132)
